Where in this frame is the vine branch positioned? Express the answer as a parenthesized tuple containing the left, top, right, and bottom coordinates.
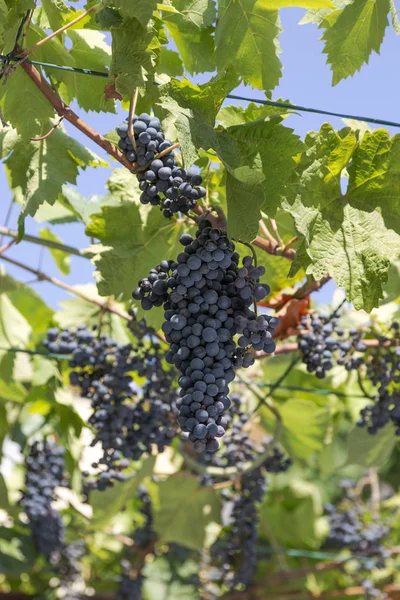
(0, 226, 91, 258)
(18, 60, 138, 173)
(252, 235, 296, 260)
(31, 116, 64, 141)
(0, 254, 131, 321)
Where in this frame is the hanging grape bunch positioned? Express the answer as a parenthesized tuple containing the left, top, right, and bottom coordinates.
(133, 220, 278, 452)
(20, 440, 68, 562)
(325, 481, 392, 600)
(352, 322, 400, 435)
(44, 325, 178, 490)
(116, 113, 206, 217)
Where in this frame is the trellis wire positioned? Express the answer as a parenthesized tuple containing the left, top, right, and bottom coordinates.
(0, 346, 368, 398)
(2, 55, 400, 129)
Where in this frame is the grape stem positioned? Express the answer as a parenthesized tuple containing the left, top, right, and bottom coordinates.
(0, 226, 91, 258)
(21, 5, 35, 50)
(357, 370, 374, 400)
(31, 116, 64, 141)
(252, 355, 300, 414)
(252, 235, 296, 260)
(268, 217, 284, 248)
(127, 87, 139, 151)
(0, 253, 164, 343)
(0, 239, 16, 256)
(258, 218, 280, 252)
(154, 142, 180, 160)
(18, 60, 138, 173)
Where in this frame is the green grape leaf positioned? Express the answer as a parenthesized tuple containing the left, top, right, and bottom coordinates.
(390, 0, 400, 33)
(91, 456, 156, 527)
(162, 73, 239, 126)
(287, 199, 400, 311)
(320, 0, 390, 85)
(346, 129, 400, 236)
(261, 399, 331, 460)
(143, 555, 199, 600)
(217, 100, 293, 127)
(152, 474, 220, 550)
(225, 115, 303, 227)
(261, 482, 324, 548)
(0, 474, 9, 509)
(269, 0, 333, 5)
(299, 0, 349, 24)
(215, 1, 281, 92)
(0, 67, 55, 140)
(284, 123, 400, 310)
(57, 30, 115, 113)
(0, 123, 19, 158)
(4, 122, 106, 234)
(287, 123, 358, 212)
(114, 0, 158, 26)
(162, 0, 216, 74)
(226, 172, 265, 241)
(109, 17, 157, 96)
(347, 423, 396, 467)
(0, 378, 28, 404)
(62, 188, 120, 224)
(0, 271, 53, 342)
(86, 203, 179, 299)
(0, 294, 31, 350)
(157, 47, 184, 77)
(39, 228, 71, 275)
(41, 0, 70, 29)
(0, 0, 35, 55)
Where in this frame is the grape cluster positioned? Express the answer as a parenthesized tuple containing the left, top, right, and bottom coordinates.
(116, 113, 206, 217)
(21, 440, 86, 597)
(264, 446, 293, 473)
(209, 467, 267, 591)
(44, 326, 178, 490)
(301, 315, 400, 436)
(133, 222, 278, 452)
(325, 481, 391, 599)
(198, 395, 290, 594)
(356, 323, 400, 435)
(297, 311, 342, 378)
(20, 440, 67, 561)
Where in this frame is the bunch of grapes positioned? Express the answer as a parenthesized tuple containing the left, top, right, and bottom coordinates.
(116, 113, 206, 217)
(197, 395, 290, 594)
(297, 311, 343, 378)
(206, 467, 267, 592)
(133, 221, 278, 452)
(44, 326, 178, 490)
(355, 323, 400, 435)
(325, 481, 392, 599)
(20, 440, 67, 561)
(21, 440, 86, 597)
(301, 315, 400, 436)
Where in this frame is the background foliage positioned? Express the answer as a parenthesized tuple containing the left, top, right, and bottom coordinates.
(1, 1, 400, 599)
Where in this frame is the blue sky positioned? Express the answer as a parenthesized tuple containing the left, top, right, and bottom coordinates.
(1, 7, 399, 311)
